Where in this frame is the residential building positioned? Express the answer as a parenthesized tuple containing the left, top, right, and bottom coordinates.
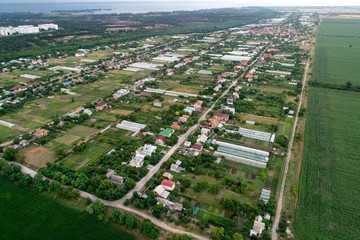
(156, 136, 166, 145)
(154, 185, 170, 198)
(163, 172, 173, 180)
(161, 179, 176, 191)
(160, 128, 175, 137)
(95, 101, 108, 110)
(171, 122, 181, 131)
(33, 128, 49, 139)
(250, 215, 265, 236)
(213, 113, 230, 121)
(192, 143, 203, 151)
(130, 153, 146, 168)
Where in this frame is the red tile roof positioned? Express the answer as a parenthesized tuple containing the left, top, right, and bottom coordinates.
(161, 179, 175, 188)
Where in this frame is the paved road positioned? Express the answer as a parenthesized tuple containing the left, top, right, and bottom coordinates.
(114, 44, 270, 206)
(270, 58, 310, 239)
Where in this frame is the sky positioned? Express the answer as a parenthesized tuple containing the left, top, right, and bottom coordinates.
(0, 0, 359, 6)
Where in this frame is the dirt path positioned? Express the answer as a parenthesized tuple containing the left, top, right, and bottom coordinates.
(270, 58, 310, 239)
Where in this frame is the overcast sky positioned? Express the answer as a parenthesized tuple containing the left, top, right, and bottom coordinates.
(0, 0, 359, 6)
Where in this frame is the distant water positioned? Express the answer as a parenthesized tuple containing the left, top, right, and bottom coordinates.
(0, 2, 248, 14)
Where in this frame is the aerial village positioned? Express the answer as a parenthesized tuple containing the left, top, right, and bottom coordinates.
(0, 12, 315, 239)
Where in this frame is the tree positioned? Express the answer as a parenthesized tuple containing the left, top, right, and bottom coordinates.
(152, 202, 164, 219)
(125, 214, 138, 229)
(141, 219, 159, 239)
(3, 148, 19, 161)
(93, 200, 106, 215)
(19, 174, 32, 186)
(346, 81, 352, 89)
(209, 184, 220, 194)
(233, 233, 244, 240)
(125, 178, 136, 190)
(110, 209, 126, 225)
(210, 227, 231, 240)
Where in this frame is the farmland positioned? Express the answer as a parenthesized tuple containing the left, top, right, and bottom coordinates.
(0, 176, 138, 240)
(294, 88, 360, 239)
(313, 18, 360, 85)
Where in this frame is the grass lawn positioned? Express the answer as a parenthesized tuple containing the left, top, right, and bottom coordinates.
(0, 125, 19, 143)
(0, 176, 137, 240)
(67, 125, 99, 139)
(295, 88, 360, 240)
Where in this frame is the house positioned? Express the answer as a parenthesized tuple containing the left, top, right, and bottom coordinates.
(33, 128, 49, 139)
(174, 202, 183, 212)
(201, 128, 210, 136)
(19, 139, 29, 148)
(156, 72, 164, 78)
(95, 101, 108, 110)
(171, 123, 181, 131)
(110, 175, 124, 186)
(184, 141, 192, 147)
(227, 95, 234, 105)
(214, 85, 222, 92)
(154, 185, 170, 198)
(130, 153, 146, 168)
(193, 101, 203, 110)
(106, 169, 116, 179)
(156, 136, 166, 145)
(142, 144, 157, 156)
(192, 143, 203, 151)
(213, 113, 230, 121)
(197, 134, 208, 143)
(83, 109, 92, 116)
(113, 89, 129, 99)
(184, 107, 196, 115)
(160, 128, 175, 137)
(179, 115, 189, 123)
(250, 215, 265, 236)
(153, 102, 162, 108)
(210, 119, 219, 128)
(161, 179, 175, 191)
(170, 163, 182, 173)
(163, 172, 173, 180)
(12, 85, 27, 91)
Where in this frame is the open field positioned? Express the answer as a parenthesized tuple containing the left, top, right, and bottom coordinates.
(295, 88, 360, 240)
(1, 94, 95, 130)
(313, 18, 360, 85)
(23, 146, 57, 170)
(0, 176, 137, 240)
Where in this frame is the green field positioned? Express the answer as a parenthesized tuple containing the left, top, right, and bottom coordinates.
(313, 18, 360, 85)
(0, 176, 137, 240)
(295, 88, 360, 240)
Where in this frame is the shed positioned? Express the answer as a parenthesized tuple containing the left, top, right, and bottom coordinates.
(193, 207, 200, 216)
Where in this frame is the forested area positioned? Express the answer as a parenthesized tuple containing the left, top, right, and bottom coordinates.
(0, 7, 275, 61)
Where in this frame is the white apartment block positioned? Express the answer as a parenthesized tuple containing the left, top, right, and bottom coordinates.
(0, 23, 58, 36)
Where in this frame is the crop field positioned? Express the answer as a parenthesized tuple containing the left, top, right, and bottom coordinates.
(295, 88, 360, 240)
(313, 18, 360, 85)
(0, 176, 137, 240)
(63, 141, 113, 169)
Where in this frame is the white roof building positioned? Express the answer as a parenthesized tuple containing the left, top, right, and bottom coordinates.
(250, 215, 265, 236)
(154, 185, 170, 198)
(130, 153, 146, 168)
(142, 144, 157, 156)
(116, 120, 147, 132)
